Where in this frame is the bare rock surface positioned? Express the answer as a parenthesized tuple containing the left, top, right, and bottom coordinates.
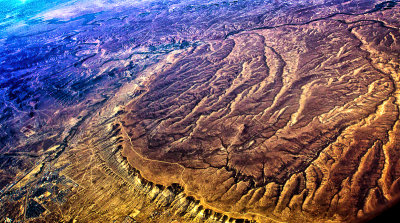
(1, 0, 400, 222)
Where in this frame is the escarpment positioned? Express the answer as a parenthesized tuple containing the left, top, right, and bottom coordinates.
(1, 1, 400, 222)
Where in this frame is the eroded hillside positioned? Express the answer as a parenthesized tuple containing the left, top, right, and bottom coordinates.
(1, 0, 400, 222)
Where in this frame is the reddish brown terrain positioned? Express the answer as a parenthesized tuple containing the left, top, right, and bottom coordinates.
(1, 0, 400, 222)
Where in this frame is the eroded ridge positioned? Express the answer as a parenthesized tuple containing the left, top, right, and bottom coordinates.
(1, 1, 400, 223)
(118, 7, 400, 223)
(53, 75, 262, 222)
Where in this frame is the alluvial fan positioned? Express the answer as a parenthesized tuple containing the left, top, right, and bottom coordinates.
(1, 0, 400, 222)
